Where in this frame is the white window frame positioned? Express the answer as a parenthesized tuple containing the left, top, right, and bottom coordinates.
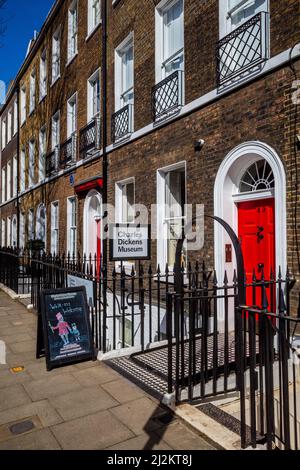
(28, 209, 35, 241)
(52, 27, 61, 84)
(11, 215, 17, 248)
(115, 33, 134, 112)
(68, 1, 78, 63)
(6, 217, 11, 247)
(39, 126, 46, 182)
(155, 0, 185, 83)
(52, 111, 60, 150)
(13, 100, 18, 136)
(67, 196, 77, 256)
(7, 109, 12, 143)
(39, 49, 47, 101)
(87, 69, 100, 123)
(115, 178, 135, 225)
(157, 161, 187, 270)
(13, 155, 18, 197)
(36, 203, 47, 246)
(28, 140, 35, 187)
(1, 219, 5, 247)
(19, 212, 25, 249)
(219, 0, 269, 38)
(87, 0, 101, 36)
(6, 160, 11, 201)
(20, 87, 26, 125)
(20, 148, 26, 192)
(115, 178, 136, 271)
(51, 201, 59, 254)
(29, 71, 36, 114)
(67, 93, 77, 138)
(1, 166, 6, 203)
(1, 118, 6, 150)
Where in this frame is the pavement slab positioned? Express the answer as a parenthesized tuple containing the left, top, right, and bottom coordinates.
(0, 385, 32, 412)
(51, 410, 134, 450)
(0, 428, 61, 450)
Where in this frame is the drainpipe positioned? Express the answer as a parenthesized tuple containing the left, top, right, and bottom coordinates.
(101, 0, 108, 352)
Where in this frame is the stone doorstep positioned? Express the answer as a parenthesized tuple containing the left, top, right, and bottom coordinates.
(172, 404, 241, 451)
(0, 415, 43, 443)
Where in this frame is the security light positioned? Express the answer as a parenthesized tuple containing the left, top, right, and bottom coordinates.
(194, 139, 205, 152)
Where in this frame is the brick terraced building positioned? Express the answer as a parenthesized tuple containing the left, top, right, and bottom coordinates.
(1, 0, 300, 311)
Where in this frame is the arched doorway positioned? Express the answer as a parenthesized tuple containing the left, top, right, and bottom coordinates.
(214, 142, 286, 288)
(83, 190, 102, 269)
(36, 204, 46, 249)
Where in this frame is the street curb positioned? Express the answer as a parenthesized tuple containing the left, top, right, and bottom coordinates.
(173, 403, 241, 451)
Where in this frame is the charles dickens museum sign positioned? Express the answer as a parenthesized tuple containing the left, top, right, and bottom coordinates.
(110, 224, 151, 261)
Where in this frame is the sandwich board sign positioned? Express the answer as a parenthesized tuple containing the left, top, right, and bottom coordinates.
(40, 287, 94, 371)
(110, 224, 151, 261)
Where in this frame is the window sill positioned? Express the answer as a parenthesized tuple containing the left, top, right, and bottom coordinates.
(51, 75, 60, 88)
(86, 22, 102, 42)
(66, 52, 78, 68)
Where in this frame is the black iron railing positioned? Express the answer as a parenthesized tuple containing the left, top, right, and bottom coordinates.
(60, 133, 76, 167)
(238, 271, 299, 450)
(216, 12, 269, 87)
(152, 70, 183, 122)
(79, 117, 101, 159)
(45, 147, 59, 177)
(111, 104, 133, 143)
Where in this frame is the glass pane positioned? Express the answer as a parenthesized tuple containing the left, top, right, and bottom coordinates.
(122, 44, 133, 98)
(165, 169, 185, 219)
(122, 182, 135, 224)
(230, 0, 266, 28)
(164, 0, 183, 61)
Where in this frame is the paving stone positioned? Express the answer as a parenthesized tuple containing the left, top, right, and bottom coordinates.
(110, 397, 167, 435)
(72, 364, 120, 386)
(49, 386, 118, 421)
(51, 410, 134, 450)
(154, 421, 216, 450)
(1, 333, 33, 344)
(0, 385, 31, 412)
(25, 360, 77, 380)
(7, 340, 36, 354)
(106, 433, 172, 450)
(23, 374, 82, 401)
(0, 428, 61, 450)
(0, 400, 63, 428)
(0, 368, 31, 389)
(102, 378, 146, 404)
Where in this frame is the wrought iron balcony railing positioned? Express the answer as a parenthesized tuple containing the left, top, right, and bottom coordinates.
(79, 117, 101, 159)
(45, 146, 59, 177)
(59, 133, 77, 168)
(111, 104, 133, 143)
(152, 70, 183, 123)
(216, 12, 269, 87)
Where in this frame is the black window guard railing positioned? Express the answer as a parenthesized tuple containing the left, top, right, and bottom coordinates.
(111, 104, 133, 143)
(60, 133, 77, 168)
(79, 117, 101, 159)
(152, 70, 183, 123)
(216, 12, 269, 87)
(45, 147, 59, 177)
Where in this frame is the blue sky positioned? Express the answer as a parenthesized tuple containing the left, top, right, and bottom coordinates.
(0, 0, 55, 92)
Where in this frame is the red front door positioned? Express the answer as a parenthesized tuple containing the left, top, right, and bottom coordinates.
(238, 198, 275, 309)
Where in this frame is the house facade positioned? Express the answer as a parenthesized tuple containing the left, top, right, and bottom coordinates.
(0, 0, 300, 311)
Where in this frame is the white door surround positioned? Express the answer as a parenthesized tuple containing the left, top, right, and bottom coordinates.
(214, 141, 286, 284)
(83, 189, 102, 257)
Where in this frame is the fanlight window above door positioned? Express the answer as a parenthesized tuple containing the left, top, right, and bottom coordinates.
(239, 160, 275, 193)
